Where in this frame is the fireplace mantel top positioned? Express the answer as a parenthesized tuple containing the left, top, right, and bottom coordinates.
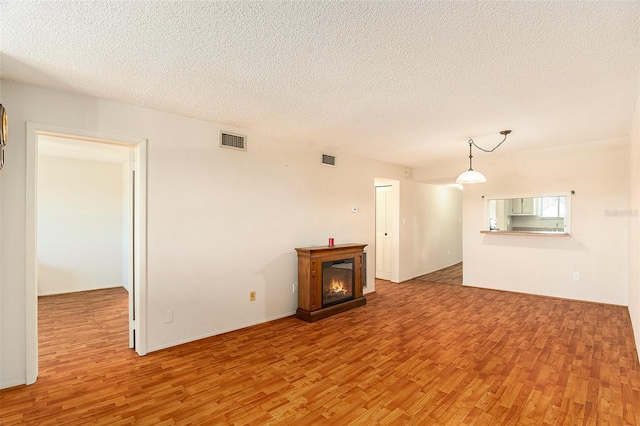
(296, 243, 368, 257)
(295, 243, 367, 255)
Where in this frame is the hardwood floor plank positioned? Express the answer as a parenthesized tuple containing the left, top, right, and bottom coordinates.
(2, 278, 640, 425)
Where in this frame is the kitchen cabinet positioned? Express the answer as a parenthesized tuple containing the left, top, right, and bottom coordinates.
(509, 197, 536, 215)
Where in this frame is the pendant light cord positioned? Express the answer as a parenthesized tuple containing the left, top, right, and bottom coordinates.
(469, 130, 511, 153)
(457, 130, 510, 183)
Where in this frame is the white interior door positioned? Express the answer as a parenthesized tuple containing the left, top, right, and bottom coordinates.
(376, 185, 393, 280)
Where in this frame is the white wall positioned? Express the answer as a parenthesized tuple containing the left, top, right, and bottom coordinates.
(418, 138, 629, 306)
(628, 89, 640, 360)
(1, 81, 27, 389)
(0, 80, 414, 388)
(37, 155, 125, 295)
(399, 181, 462, 281)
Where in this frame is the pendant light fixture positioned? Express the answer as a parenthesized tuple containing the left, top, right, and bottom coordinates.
(456, 130, 511, 184)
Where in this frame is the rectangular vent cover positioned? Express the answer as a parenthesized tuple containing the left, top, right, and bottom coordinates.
(220, 132, 247, 151)
(322, 154, 336, 166)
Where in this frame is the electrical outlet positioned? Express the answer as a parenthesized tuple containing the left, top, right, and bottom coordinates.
(572, 272, 580, 281)
(293, 282, 298, 293)
(250, 291, 256, 301)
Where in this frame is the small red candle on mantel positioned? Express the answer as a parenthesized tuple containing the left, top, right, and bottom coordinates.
(328, 238, 334, 246)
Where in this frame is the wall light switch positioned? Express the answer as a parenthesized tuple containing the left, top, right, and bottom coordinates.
(293, 282, 298, 293)
(164, 310, 174, 324)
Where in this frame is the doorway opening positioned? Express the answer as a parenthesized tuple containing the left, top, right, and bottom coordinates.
(25, 123, 148, 385)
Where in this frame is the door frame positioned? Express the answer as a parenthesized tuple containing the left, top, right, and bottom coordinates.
(25, 123, 148, 385)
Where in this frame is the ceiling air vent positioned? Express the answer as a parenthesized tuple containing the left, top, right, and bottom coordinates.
(322, 154, 336, 166)
(220, 132, 247, 151)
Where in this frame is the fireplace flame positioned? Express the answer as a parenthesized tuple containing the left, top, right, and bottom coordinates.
(329, 278, 348, 294)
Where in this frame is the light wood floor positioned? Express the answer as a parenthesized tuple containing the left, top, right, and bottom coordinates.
(2, 279, 639, 425)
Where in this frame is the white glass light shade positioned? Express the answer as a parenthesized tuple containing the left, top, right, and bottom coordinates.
(456, 169, 486, 184)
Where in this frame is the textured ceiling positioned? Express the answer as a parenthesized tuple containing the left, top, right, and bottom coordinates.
(1, 1, 639, 168)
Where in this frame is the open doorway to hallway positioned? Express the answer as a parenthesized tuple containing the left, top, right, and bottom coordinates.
(374, 176, 463, 285)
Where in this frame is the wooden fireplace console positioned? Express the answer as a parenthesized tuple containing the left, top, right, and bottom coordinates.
(295, 243, 367, 322)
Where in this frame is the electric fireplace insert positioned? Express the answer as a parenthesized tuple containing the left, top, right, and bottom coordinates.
(322, 258, 355, 307)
